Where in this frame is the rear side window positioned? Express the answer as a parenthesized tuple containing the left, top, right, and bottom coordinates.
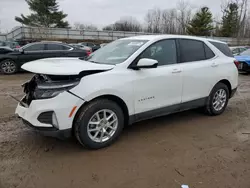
(209, 41, 233, 57)
(179, 39, 206, 62)
(47, 44, 71, 51)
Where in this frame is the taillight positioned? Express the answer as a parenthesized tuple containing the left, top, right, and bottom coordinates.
(16, 45, 20, 48)
(86, 50, 91, 56)
(234, 60, 240, 68)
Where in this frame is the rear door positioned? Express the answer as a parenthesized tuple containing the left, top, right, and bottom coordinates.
(178, 39, 218, 105)
(45, 43, 71, 58)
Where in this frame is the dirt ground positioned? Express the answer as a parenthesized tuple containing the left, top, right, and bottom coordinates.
(1, 73, 250, 188)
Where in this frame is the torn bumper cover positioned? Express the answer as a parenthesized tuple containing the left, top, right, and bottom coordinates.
(15, 89, 85, 139)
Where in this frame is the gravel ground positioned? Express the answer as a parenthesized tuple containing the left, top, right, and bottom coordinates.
(0, 73, 250, 188)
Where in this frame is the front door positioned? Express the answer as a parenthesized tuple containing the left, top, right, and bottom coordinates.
(132, 39, 182, 120)
(18, 43, 46, 64)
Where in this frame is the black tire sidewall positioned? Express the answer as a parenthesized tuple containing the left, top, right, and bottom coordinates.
(75, 100, 124, 149)
(0, 59, 17, 74)
(208, 83, 229, 115)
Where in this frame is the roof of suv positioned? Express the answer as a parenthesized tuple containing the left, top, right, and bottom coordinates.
(122, 35, 226, 44)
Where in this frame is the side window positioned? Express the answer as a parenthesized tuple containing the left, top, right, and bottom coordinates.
(180, 39, 206, 62)
(88, 43, 95, 47)
(140, 39, 177, 66)
(204, 44, 215, 59)
(209, 41, 233, 57)
(47, 44, 70, 51)
(25, 44, 45, 51)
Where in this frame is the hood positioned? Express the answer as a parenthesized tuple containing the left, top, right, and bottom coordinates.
(21, 57, 115, 75)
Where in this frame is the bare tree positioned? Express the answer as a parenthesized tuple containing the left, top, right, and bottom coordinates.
(74, 22, 98, 30)
(176, 0, 192, 34)
(103, 17, 142, 32)
(236, 0, 248, 37)
(145, 8, 162, 33)
(161, 9, 178, 34)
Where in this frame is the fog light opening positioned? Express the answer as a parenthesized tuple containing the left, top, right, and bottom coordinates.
(52, 112, 59, 129)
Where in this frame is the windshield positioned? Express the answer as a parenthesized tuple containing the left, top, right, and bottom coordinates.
(84, 39, 148, 65)
(240, 49, 250, 55)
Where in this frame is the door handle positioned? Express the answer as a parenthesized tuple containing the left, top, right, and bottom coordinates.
(211, 63, 218, 67)
(172, 69, 182, 73)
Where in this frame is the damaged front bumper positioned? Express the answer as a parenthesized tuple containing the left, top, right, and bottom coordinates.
(15, 90, 85, 139)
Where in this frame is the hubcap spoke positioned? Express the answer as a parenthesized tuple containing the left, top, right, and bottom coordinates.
(1, 61, 15, 73)
(87, 109, 118, 143)
(212, 89, 227, 111)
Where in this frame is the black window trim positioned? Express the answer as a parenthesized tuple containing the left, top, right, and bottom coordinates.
(177, 38, 216, 64)
(128, 38, 179, 69)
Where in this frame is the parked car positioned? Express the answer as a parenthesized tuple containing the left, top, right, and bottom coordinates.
(230, 46, 249, 56)
(100, 43, 107, 48)
(0, 41, 88, 74)
(0, 46, 13, 54)
(78, 42, 100, 52)
(15, 35, 238, 149)
(234, 48, 250, 72)
(0, 40, 20, 49)
(68, 43, 92, 56)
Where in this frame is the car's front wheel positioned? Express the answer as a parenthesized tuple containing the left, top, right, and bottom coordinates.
(74, 99, 124, 149)
(0, 59, 18, 74)
(204, 82, 229, 116)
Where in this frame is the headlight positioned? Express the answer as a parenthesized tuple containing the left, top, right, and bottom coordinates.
(34, 81, 79, 99)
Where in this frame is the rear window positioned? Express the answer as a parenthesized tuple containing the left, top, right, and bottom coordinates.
(210, 41, 233, 57)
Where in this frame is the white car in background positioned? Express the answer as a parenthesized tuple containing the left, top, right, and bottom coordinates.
(15, 35, 238, 149)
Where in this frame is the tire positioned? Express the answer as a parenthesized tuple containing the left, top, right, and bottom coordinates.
(74, 99, 124, 149)
(0, 59, 18, 74)
(204, 82, 229, 116)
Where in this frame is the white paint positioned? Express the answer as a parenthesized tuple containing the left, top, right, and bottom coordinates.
(16, 35, 238, 131)
(21, 57, 115, 75)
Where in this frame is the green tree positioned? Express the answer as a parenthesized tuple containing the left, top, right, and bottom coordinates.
(15, 0, 69, 28)
(220, 3, 239, 37)
(187, 7, 214, 36)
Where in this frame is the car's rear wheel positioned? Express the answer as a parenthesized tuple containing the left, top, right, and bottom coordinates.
(204, 82, 229, 116)
(74, 99, 124, 149)
(0, 59, 18, 74)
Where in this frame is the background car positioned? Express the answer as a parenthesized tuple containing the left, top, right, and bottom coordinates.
(230, 46, 249, 56)
(0, 41, 88, 74)
(68, 43, 92, 56)
(100, 43, 107, 48)
(78, 42, 100, 52)
(234, 48, 250, 72)
(0, 46, 14, 54)
(0, 40, 20, 49)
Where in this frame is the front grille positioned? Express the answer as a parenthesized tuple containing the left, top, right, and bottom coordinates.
(37, 111, 53, 124)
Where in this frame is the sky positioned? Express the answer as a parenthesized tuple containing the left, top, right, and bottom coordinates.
(0, 0, 223, 33)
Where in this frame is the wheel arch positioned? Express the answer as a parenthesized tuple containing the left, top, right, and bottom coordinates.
(209, 79, 232, 99)
(217, 79, 232, 96)
(72, 94, 130, 132)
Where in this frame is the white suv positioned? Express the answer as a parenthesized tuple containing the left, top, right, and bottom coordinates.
(15, 35, 238, 149)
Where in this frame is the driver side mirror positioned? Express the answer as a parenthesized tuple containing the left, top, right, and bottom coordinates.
(131, 58, 158, 70)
